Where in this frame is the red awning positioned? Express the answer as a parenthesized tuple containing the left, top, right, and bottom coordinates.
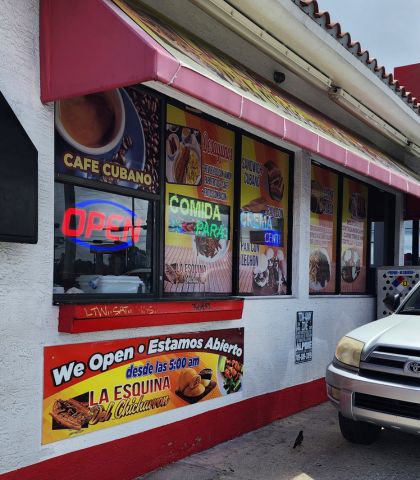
(40, 0, 420, 198)
(40, 0, 179, 101)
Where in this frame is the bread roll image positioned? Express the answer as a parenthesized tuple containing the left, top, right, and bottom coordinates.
(178, 368, 201, 393)
(183, 383, 205, 397)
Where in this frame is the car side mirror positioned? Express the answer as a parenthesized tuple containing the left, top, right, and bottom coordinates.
(383, 293, 401, 312)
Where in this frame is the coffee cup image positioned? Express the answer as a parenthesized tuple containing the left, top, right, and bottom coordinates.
(199, 368, 213, 387)
(55, 89, 125, 157)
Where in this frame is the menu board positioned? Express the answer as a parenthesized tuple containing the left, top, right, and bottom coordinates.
(55, 86, 160, 194)
(164, 105, 235, 293)
(42, 328, 244, 444)
(340, 178, 368, 293)
(309, 166, 338, 293)
(239, 136, 289, 295)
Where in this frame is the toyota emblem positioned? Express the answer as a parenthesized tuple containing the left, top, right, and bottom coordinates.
(405, 361, 420, 374)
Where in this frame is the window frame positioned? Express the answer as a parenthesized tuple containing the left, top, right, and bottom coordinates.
(53, 176, 160, 304)
(53, 86, 294, 304)
(310, 161, 395, 296)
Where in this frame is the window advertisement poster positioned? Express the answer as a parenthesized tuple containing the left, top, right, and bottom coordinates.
(295, 311, 313, 363)
(164, 104, 235, 293)
(55, 86, 160, 194)
(239, 136, 289, 295)
(309, 166, 338, 293)
(340, 178, 368, 293)
(42, 328, 244, 444)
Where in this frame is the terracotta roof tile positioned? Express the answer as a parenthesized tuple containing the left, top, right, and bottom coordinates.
(293, 0, 420, 115)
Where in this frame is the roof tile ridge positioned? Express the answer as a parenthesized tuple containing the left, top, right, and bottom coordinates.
(293, 0, 419, 116)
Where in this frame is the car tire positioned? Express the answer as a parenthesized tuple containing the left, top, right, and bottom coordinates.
(338, 413, 381, 444)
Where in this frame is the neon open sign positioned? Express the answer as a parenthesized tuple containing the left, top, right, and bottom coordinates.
(61, 199, 141, 252)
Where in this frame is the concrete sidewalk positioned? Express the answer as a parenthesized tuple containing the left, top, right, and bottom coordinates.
(136, 402, 420, 480)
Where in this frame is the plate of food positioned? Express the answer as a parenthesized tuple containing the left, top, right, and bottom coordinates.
(175, 367, 216, 404)
(341, 248, 361, 283)
(217, 356, 243, 395)
(171, 143, 201, 185)
(165, 124, 202, 185)
(193, 235, 229, 263)
(309, 248, 331, 291)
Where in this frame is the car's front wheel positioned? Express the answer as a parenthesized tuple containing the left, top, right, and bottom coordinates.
(338, 413, 381, 444)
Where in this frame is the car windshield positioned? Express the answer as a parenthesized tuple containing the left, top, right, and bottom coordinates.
(398, 286, 420, 314)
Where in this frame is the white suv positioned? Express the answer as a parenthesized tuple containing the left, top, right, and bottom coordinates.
(327, 284, 420, 444)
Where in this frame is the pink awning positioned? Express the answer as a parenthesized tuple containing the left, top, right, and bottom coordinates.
(40, 0, 420, 197)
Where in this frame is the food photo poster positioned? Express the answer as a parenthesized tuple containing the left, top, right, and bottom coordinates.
(340, 178, 368, 293)
(164, 104, 235, 294)
(309, 166, 338, 294)
(239, 136, 290, 295)
(55, 86, 160, 194)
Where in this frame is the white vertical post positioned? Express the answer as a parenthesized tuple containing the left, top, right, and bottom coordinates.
(291, 149, 311, 299)
(394, 192, 404, 266)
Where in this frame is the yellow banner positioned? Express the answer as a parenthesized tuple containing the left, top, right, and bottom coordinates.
(43, 329, 244, 444)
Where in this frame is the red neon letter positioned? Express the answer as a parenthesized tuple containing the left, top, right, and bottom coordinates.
(106, 214, 124, 242)
(132, 218, 141, 243)
(120, 217, 141, 243)
(85, 211, 106, 238)
(61, 208, 86, 237)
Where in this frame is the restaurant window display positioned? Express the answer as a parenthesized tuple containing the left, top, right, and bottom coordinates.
(53, 86, 161, 300)
(309, 163, 372, 295)
(54, 184, 154, 295)
(340, 178, 368, 293)
(239, 136, 291, 295)
(164, 104, 235, 294)
(309, 165, 338, 294)
(53, 86, 295, 301)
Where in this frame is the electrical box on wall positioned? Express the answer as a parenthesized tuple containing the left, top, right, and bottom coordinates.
(0, 91, 38, 243)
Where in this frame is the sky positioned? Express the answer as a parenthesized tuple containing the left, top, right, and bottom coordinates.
(316, 0, 420, 73)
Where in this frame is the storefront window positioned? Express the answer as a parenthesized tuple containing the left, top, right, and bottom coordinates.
(310, 163, 394, 295)
(53, 85, 161, 299)
(54, 184, 153, 294)
(309, 165, 338, 294)
(239, 136, 290, 295)
(164, 104, 235, 294)
(340, 178, 368, 293)
(368, 188, 395, 269)
(404, 220, 414, 265)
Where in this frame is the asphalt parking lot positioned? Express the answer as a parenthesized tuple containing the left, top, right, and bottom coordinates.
(136, 402, 420, 480)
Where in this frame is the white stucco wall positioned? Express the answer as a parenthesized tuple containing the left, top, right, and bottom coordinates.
(0, 0, 377, 475)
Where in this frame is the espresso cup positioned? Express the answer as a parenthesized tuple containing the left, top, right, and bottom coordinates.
(55, 89, 125, 157)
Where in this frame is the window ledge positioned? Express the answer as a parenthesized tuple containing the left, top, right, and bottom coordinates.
(58, 298, 244, 333)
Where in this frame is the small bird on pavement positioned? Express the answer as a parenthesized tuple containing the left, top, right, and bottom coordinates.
(293, 430, 304, 449)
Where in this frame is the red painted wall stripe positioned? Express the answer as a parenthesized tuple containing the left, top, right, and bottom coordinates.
(0, 378, 327, 480)
(58, 299, 244, 333)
